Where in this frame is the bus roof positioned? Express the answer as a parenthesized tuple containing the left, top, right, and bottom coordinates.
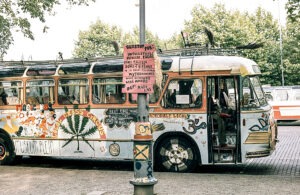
(167, 55, 261, 76)
(0, 54, 261, 77)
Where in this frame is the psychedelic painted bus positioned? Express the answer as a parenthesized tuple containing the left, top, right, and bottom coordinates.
(0, 48, 277, 172)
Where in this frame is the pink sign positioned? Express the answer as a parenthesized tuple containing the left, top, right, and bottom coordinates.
(123, 44, 156, 93)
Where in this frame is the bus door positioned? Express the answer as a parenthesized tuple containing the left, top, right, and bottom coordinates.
(207, 76, 241, 163)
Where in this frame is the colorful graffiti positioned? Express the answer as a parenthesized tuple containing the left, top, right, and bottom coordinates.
(13, 140, 55, 155)
(0, 104, 57, 137)
(1, 104, 107, 154)
(55, 106, 106, 152)
(183, 118, 207, 134)
(53, 106, 106, 139)
(104, 108, 137, 128)
(149, 113, 188, 118)
(249, 113, 270, 131)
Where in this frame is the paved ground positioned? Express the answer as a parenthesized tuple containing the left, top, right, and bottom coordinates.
(0, 126, 299, 195)
(242, 126, 300, 177)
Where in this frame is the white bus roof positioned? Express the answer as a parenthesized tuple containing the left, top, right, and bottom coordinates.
(0, 54, 261, 77)
(168, 55, 261, 76)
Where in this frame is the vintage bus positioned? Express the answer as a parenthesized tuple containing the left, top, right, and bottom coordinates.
(0, 48, 277, 172)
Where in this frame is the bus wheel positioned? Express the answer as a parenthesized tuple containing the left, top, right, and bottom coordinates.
(0, 135, 15, 165)
(155, 136, 198, 172)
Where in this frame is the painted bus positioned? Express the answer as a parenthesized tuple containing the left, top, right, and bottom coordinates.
(0, 48, 277, 172)
(263, 85, 300, 121)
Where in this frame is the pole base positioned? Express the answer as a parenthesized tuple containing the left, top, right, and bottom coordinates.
(130, 178, 158, 195)
(133, 185, 155, 195)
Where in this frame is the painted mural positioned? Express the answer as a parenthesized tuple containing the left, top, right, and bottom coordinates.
(104, 108, 138, 128)
(2, 104, 209, 157)
(56, 105, 105, 152)
(0, 104, 111, 156)
(0, 104, 107, 141)
(0, 104, 56, 137)
(249, 112, 270, 131)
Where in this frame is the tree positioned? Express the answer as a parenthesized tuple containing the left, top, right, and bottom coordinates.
(283, 17, 300, 64)
(182, 4, 281, 85)
(122, 27, 163, 49)
(0, 0, 95, 58)
(280, 16, 300, 85)
(183, 4, 258, 48)
(73, 21, 163, 58)
(283, 60, 300, 85)
(73, 20, 123, 58)
(246, 7, 282, 85)
(0, 17, 12, 60)
(285, 0, 300, 22)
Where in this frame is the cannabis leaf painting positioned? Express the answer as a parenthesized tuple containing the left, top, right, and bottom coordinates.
(60, 105, 97, 153)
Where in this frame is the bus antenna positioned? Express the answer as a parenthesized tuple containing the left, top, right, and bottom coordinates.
(58, 52, 63, 61)
(111, 41, 120, 56)
(204, 27, 215, 47)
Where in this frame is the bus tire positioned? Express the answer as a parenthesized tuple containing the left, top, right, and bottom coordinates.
(0, 134, 16, 165)
(155, 136, 198, 172)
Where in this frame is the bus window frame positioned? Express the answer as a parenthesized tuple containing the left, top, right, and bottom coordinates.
(92, 77, 125, 104)
(0, 80, 23, 106)
(25, 79, 55, 105)
(161, 77, 204, 109)
(58, 78, 89, 105)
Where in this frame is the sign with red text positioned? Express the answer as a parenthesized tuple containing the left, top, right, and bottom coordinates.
(122, 44, 156, 93)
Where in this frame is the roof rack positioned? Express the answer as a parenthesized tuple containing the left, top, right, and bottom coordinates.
(0, 55, 123, 67)
(158, 46, 240, 57)
(0, 46, 246, 67)
(157, 46, 242, 75)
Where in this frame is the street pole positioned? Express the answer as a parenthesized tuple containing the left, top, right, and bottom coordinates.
(130, 0, 158, 194)
(278, 0, 284, 86)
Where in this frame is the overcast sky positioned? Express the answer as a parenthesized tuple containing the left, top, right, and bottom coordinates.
(4, 0, 287, 61)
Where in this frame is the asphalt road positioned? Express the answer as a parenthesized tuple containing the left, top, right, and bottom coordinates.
(0, 126, 299, 195)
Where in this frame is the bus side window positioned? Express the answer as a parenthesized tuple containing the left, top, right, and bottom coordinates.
(162, 79, 202, 109)
(58, 79, 88, 105)
(26, 85, 39, 105)
(129, 84, 161, 104)
(92, 78, 125, 104)
(149, 84, 161, 104)
(26, 80, 55, 105)
(0, 81, 23, 106)
(0, 91, 8, 105)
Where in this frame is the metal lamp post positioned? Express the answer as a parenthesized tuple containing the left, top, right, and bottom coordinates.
(129, 0, 158, 194)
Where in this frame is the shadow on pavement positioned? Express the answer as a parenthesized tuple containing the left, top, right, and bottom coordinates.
(18, 156, 134, 171)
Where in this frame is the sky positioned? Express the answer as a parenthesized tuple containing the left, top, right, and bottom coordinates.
(4, 0, 287, 61)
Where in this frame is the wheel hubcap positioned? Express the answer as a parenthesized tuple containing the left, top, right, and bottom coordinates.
(167, 145, 187, 165)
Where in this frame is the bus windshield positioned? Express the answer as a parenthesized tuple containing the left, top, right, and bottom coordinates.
(242, 76, 268, 109)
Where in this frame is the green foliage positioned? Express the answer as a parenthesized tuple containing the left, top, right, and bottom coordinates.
(73, 20, 123, 58)
(0, 0, 94, 57)
(163, 33, 184, 50)
(184, 4, 256, 47)
(182, 4, 282, 85)
(122, 27, 163, 48)
(0, 16, 12, 60)
(286, 0, 300, 22)
(284, 17, 300, 64)
(73, 22, 163, 58)
(72, 3, 300, 86)
(4, 1, 297, 85)
(284, 61, 300, 85)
